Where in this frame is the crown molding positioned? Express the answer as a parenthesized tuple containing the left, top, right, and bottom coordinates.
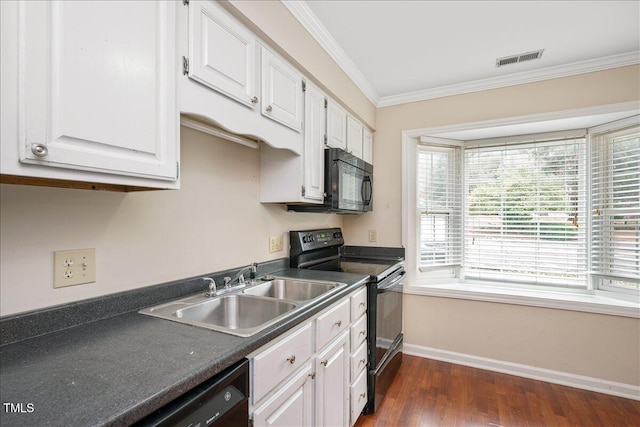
(283, 2, 638, 109)
(377, 51, 640, 108)
(281, 1, 380, 105)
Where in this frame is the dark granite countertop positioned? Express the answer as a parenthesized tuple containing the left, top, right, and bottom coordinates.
(0, 268, 368, 426)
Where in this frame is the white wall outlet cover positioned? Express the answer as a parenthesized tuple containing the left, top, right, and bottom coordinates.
(53, 248, 96, 288)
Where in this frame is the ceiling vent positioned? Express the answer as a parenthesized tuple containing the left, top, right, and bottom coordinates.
(496, 49, 544, 68)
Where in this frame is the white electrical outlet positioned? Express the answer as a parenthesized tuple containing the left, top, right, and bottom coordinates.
(368, 229, 378, 242)
(269, 235, 284, 253)
(53, 249, 96, 288)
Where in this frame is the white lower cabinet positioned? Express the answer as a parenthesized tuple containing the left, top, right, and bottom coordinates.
(315, 330, 350, 427)
(253, 362, 314, 427)
(250, 285, 367, 427)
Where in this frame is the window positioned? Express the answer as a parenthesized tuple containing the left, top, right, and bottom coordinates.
(417, 144, 462, 271)
(409, 117, 639, 297)
(591, 124, 640, 293)
(464, 139, 587, 288)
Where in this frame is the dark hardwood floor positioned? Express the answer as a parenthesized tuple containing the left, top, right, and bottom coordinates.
(355, 355, 640, 427)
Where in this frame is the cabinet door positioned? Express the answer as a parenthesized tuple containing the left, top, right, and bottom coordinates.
(302, 82, 326, 202)
(19, 1, 177, 180)
(261, 48, 303, 132)
(253, 362, 314, 427)
(326, 100, 347, 150)
(316, 330, 350, 427)
(363, 128, 373, 165)
(188, 0, 257, 108)
(346, 116, 364, 159)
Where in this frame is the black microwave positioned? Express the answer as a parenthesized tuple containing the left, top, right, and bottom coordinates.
(288, 148, 373, 214)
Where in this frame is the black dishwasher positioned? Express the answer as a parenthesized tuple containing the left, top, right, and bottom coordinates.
(136, 359, 249, 427)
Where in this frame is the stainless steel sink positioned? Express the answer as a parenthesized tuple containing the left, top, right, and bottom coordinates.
(242, 279, 339, 301)
(175, 294, 297, 330)
(139, 277, 346, 337)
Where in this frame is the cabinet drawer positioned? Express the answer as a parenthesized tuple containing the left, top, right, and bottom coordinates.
(350, 314, 367, 351)
(316, 299, 350, 350)
(350, 286, 367, 322)
(350, 340, 368, 380)
(252, 322, 313, 404)
(350, 369, 368, 426)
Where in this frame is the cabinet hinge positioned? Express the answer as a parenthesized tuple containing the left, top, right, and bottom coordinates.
(324, 135, 328, 144)
(182, 56, 189, 75)
(301, 185, 306, 197)
(324, 99, 328, 108)
(302, 80, 306, 92)
(176, 162, 180, 179)
(183, 0, 189, 5)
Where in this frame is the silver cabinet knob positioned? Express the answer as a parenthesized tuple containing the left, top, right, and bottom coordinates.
(251, 96, 258, 104)
(266, 105, 273, 113)
(286, 355, 296, 364)
(30, 143, 48, 157)
(334, 320, 342, 327)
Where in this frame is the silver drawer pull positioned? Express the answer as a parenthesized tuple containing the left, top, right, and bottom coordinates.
(321, 360, 328, 367)
(251, 96, 258, 104)
(266, 105, 273, 113)
(359, 393, 366, 399)
(286, 355, 296, 364)
(359, 302, 365, 307)
(309, 373, 316, 379)
(359, 330, 366, 336)
(359, 359, 366, 365)
(335, 320, 342, 327)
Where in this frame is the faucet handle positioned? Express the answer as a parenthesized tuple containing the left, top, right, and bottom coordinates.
(203, 277, 217, 297)
(238, 274, 245, 284)
(223, 276, 232, 288)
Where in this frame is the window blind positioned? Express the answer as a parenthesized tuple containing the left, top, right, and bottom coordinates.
(464, 139, 587, 287)
(591, 125, 640, 290)
(417, 145, 462, 269)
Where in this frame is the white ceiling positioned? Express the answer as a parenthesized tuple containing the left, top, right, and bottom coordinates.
(289, 1, 640, 108)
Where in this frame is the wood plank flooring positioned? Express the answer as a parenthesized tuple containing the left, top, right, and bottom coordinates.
(355, 355, 640, 427)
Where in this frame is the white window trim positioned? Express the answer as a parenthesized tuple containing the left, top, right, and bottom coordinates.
(402, 103, 640, 319)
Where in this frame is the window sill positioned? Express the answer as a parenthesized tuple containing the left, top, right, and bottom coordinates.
(405, 282, 640, 318)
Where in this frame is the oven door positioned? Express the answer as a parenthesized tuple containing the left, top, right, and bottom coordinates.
(374, 271, 404, 367)
(328, 152, 373, 212)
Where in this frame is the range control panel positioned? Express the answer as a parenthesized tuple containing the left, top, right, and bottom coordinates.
(290, 228, 344, 255)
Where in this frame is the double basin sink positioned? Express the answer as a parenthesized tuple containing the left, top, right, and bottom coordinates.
(140, 278, 346, 337)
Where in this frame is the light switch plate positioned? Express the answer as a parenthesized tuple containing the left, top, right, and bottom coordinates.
(53, 248, 96, 288)
(269, 235, 283, 253)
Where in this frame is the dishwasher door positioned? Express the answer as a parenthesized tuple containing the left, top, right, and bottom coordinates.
(136, 359, 249, 427)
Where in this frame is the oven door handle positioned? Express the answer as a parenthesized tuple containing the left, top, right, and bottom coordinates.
(377, 271, 405, 292)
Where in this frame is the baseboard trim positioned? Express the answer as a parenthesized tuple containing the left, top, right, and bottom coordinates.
(404, 343, 640, 401)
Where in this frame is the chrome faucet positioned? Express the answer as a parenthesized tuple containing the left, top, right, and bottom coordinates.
(223, 263, 258, 289)
(202, 277, 217, 297)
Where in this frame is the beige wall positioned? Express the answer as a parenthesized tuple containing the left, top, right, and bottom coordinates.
(0, 128, 341, 315)
(344, 65, 640, 386)
(405, 296, 640, 386)
(223, 0, 376, 130)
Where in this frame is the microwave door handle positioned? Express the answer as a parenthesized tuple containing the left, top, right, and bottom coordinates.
(361, 176, 372, 205)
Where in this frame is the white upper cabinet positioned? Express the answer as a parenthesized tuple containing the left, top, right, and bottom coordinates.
(326, 100, 348, 150)
(1, 0, 179, 188)
(261, 48, 304, 132)
(363, 128, 373, 165)
(188, 0, 257, 108)
(302, 82, 326, 201)
(346, 116, 364, 159)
